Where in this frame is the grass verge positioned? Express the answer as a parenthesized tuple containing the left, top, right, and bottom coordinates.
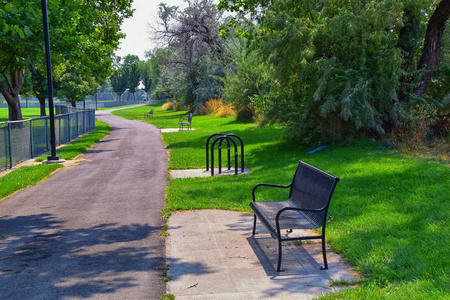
(0, 107, 50, 121)
(115, 103, 449, 299)
(0, 119, 110, 201)
(35, 120, 110, 161)
(0, 164, 63, 201)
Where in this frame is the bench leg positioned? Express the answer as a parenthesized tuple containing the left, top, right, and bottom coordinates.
(277, 238, 282, 272)
(320, 237, 328, 270)
(252, 214, 257, 235)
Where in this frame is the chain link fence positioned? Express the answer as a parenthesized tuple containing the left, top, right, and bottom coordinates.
(0, 106, 95, 171)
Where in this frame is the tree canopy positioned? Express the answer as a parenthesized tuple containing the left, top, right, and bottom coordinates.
(217, 0, 450, 142)
(0, 0, 133, 120)
(152, 0, 225, 108)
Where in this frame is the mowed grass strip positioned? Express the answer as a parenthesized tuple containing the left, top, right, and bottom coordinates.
(35, 120, 110, 161)
(0, 119, 110, 201)
(0, 107, 50, 122)
(0, 164, 63, 201)
(115, 103, 449, 299)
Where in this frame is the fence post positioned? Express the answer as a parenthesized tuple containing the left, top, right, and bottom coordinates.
(8, 123, 12, 168)
(58, 116, 61, 145)
(45, 117, 49, 150)
(68, 114, 71, 141)
(30, 119, 34, 158)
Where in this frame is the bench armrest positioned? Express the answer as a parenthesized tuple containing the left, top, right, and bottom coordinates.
(252, 183, 291, 202)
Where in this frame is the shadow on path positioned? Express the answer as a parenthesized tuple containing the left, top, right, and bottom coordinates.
(0, 213, 163, 299)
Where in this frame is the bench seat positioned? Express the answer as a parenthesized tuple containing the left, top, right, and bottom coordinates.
(250, 200, 319, 239)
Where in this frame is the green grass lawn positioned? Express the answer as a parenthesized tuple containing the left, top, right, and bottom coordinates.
(0, 164, 63, 200)
(0, 107, 50, 122)
(0, 119, 110, 201)
(114, 103, 449, 299)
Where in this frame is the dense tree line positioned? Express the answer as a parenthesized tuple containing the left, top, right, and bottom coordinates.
(148, 0, 449, 143)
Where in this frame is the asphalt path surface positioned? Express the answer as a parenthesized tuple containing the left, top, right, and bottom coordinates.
(0, 108, 168, 299)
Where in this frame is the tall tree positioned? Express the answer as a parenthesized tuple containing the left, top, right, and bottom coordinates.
(153, 0, 223, 108)
(414, 0, 450, 96)
(0, 0, 133, 120)
(139, 59, 154, 100)
(0, 0, 43, 120)
(58, 65, 97, 107)
(110, 70, 128, 99)
(121, 55, 141, 100)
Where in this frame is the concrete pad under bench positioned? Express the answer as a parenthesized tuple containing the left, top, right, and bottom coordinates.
(166, 210, 359, 299)
(161, 128, 196, 133)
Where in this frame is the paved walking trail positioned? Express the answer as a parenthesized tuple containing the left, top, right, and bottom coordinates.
(0, 107, 168, 299)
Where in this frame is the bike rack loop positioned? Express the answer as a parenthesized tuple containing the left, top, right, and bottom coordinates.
(205, 133, 223, 171)
(210, 136, 238, 176)
(225, 134, 244, 173)
(218, 138, 231, 171)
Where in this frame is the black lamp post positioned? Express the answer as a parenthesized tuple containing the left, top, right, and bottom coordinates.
(41, 0, 59, 161)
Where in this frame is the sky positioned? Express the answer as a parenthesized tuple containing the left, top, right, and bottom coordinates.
(115, 0, 186, 60)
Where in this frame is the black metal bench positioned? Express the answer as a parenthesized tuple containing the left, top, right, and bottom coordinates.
(179, 112, 193, 130)
(250, 160, 339, 272)
(144, 109, 154, 119)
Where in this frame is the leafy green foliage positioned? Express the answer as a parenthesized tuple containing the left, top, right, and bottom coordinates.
(0, 0, 133, 120)
(110, 70, 128, 98)
(58, 67, 97, 106)
(152, 0, 225, 108)
(121, 55, 141, 96)
(218, 0, 448, 143)
(222, 39, 271, 121)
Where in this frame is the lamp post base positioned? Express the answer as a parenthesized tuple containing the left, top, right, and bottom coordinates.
(43, 156, 65, 164)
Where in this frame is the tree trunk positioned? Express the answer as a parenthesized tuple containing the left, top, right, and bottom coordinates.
(0, 68, 25, 121)
(7, 96, 22, 121)
(414, 0, 450, 97)
(38, 96, 47, 116)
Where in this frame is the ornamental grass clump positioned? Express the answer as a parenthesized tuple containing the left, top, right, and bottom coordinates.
(162, 100, 185, 111)
(198, 98, 236, 117)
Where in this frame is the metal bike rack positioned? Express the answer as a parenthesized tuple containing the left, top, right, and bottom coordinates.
(206, 133, 244, 176)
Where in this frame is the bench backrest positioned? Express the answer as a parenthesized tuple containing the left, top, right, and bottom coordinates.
(288, 161, 339, 228)
(188, 112, 193, 122)
(150, 109, 154, 114)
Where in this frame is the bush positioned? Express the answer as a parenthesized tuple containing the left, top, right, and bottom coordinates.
(216, 103, 236, 117)
(197, 99, 236, 118)
(387, 108, 450, 160)
(235, 105, 255, 122)
(162, 100, 185, 111)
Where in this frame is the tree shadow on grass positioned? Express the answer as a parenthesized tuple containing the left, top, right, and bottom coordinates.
(0, 213, 165, 299)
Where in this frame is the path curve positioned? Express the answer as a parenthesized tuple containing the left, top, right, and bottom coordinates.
(0, 107, 168, 299)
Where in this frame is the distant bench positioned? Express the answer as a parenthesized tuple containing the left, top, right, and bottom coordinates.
(250, 160, 339, 272)
(144, 109, 154, 119)
(179, 112, 193, 131)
